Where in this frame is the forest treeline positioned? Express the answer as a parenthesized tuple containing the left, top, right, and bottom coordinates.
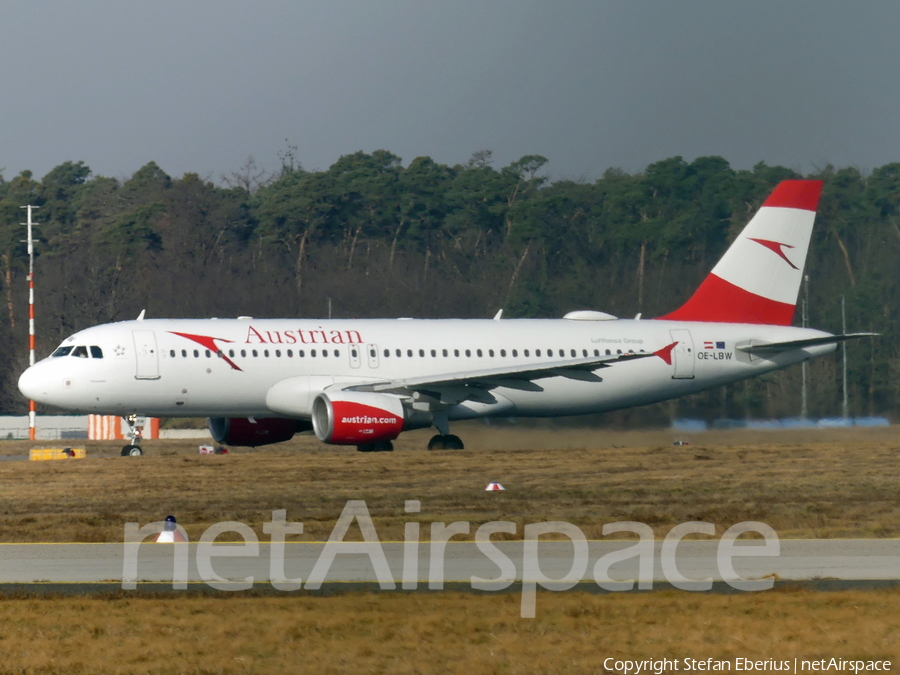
(0, 150, 897, 423)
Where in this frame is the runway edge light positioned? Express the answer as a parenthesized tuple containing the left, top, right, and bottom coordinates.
(155, 515, 188, 543)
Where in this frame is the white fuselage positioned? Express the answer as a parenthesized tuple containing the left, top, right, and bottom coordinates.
(18, 317, 834, 420)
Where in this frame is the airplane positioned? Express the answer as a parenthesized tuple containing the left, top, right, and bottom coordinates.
(18, 180, 872, 456)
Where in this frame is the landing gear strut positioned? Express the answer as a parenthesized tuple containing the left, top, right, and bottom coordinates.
(121, 414, 144, 457)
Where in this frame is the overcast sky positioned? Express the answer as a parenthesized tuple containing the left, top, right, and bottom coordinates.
(2, 1, 899, 184)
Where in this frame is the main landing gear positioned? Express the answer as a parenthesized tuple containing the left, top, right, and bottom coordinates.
(356, 441, 394, 453)
(427, 434, 464, 450)
(121, 414, 144, 457)
(426, 412, 465, 450)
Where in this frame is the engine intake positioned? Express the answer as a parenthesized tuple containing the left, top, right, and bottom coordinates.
(312, 391, 408, 445)
(208, 417, 309, 447)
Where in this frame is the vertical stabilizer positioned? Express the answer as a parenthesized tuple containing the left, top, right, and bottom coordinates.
(658, 180, 823, 325)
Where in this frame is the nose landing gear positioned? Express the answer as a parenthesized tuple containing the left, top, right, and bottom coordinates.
(120, 414, 144, 456)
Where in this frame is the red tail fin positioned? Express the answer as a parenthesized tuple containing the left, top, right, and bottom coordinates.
(658, 180, 822, 325)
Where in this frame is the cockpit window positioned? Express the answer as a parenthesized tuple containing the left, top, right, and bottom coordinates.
(90, 346, 103, 358)
(71, 346, 88, 358)
(52, 346, 73, 357)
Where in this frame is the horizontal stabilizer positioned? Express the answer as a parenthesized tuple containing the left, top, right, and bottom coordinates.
(736, 333, 878, 356)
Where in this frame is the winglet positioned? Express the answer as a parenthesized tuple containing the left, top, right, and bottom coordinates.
(654, 341, 679, 366)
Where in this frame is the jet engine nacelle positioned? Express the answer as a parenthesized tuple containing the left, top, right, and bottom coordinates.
(208, 417, 309, 447)
(312, 391, 411, 445)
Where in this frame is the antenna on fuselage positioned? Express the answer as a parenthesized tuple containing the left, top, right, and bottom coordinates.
(136, 309, 146, 321)
(20, 205, 38, 441)
(493, 309, 503, 320)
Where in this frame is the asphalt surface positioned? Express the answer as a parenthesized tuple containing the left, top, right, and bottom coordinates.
(0, 540, 897, 594)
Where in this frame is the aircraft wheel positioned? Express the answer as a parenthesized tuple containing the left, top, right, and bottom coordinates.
(121, 445, 143, 457)
(427, 434, 446, 450)
(373, 441, 394, 452)
(443, 435, 465, 450)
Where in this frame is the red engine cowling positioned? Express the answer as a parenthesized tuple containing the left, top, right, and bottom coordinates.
(312, 391, 405, 445)
(208, 417, 308, 447)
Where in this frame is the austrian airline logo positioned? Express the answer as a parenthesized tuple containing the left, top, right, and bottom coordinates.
(169, 331, 242, 371)
(748, 238, 799, 270)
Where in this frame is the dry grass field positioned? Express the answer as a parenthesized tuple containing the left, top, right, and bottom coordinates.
(0, 424, 897, 542)
(1, 425, 899, 673)
(0, 590, 897, 674)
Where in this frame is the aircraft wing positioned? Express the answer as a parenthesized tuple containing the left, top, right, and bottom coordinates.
(736, 333, 877, 356)
(340, 344, 675, 401)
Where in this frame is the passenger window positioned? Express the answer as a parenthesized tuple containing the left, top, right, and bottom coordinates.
(193, 349, 200, 358)
(605, 349, 611, 356)
(396, 349, 402, 357)
(182, 350, 188, 358)
(442, 349, 448, 357)
(351, 348, 358, 358)
(489, 349, 494, 357)
(264, 350, 269, 357)
(169, 349, 175, 358)
(322, 350, 328, 357)
(252, 350, 258, 357)
(52, 346, 73, 357)
(229, 350, 235, 357)
(407, 349, 413, 357)
(419, 349, 425, 357)
(465, 349, 471, 357)
(512, 349, 518, 357)
(72, 346, 88, 358)
(334, 350, 339, 357)
(431, 349, 436, 357)
(299, 350, 305, 357)
(594, 349, 599, 357)
(276, 350, 281, 357)
(206, 350, 212, 357)
(311, 349, 317, 357)
(476, 349, 482, 357)
(500, 349, 506, 357)
(524, 349, 530, 357)
(548, 349, 553, 357)
(535, 349, 540, 357)
(382, 349, 388, 357)
(287, 349, 293, 357)
(616, 349, 622, 354)
(454, 349, 459, 357)
(583, 349, 588, 357)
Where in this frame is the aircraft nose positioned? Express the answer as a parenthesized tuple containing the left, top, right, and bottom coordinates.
(18, 364, 50, 402)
